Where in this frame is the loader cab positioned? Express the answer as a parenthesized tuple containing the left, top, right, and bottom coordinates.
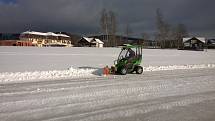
(118, 48, 134, 61)
(117, 45, 142, 63)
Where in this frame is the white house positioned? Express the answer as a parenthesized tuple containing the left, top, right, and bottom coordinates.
(183, 37, 206, 43)
(78, 37, 104, 48)
(182, 37, 205, 50)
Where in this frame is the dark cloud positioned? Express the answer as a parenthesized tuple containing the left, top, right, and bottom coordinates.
(0, 0, 214, 37)
(0, 0, 16, 4)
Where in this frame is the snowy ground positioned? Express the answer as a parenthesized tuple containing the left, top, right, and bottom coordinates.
(0, 46, 215, 83)
(1, 46, 215, 73)
(0, 46, 215, 121)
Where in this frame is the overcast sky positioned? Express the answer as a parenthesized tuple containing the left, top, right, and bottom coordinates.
(0, 0, 214, 37)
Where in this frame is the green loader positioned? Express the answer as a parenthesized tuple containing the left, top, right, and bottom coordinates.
(110, 44, 143, 75)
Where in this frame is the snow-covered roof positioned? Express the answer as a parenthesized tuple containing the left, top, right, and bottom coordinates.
(183, 37, 206, 43)
(83, 37, 94, 43)
(95, 39, 104, 44)
(57, 34, 70, 38)
(81, 37, 104, 44)
(22, 31, 47, 36)
(46, 32, 58, 36)
(21, 31, 70, 38)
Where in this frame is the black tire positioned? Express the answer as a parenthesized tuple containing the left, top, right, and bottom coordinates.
(136, 66, 143, 74)
(120, 67, 127, 75)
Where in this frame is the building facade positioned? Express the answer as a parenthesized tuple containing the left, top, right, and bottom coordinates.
(0, 33, 20, 46)
(19, 31, 72, 47)
(182, 37, 205, 51)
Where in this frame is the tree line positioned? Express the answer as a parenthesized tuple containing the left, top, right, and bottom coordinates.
(100, 8, 189, 48)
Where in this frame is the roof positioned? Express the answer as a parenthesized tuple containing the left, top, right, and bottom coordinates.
(46, 32, 58, 36)
(82, 37, 104, 44)
(95, 39, 104, 44)
(207, 39, 215, 44)
(57, 34, 70, 38)
(22, 31, 47, 36)
(21, 31, 70, 38)
(83, 37, 94, 43)
(183, 37, 206, 43)
(45, 32, 58, 37)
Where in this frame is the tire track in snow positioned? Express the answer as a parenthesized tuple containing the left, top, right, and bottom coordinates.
(0, 81, 172, 113)
(1, 89, 215, 121)
(35, 93, 215, 121)
(1, 69, 215, 121)
(1, 69, 214, 105)
(1, 72, 215, 117)
(1, 68, 213, 95)
(1, 69, 214, 103)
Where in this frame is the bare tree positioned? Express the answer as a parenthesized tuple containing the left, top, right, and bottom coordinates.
(100, 9, 117, 47)
(124, 23, 133, 44)
(109, 11, 117, 46)
(155, 8, 171, 48)
(175, 24, 189, 48)
(100, 9, 108, 43)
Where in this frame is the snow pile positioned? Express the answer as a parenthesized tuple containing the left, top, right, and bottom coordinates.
(0, 67, 97, 83)
(143, 64, 215, 72)
(0, 64, 215, 83)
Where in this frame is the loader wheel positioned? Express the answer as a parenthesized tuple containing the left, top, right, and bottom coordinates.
(120, 67, 127, 75)
(136, 66, 143, 74)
